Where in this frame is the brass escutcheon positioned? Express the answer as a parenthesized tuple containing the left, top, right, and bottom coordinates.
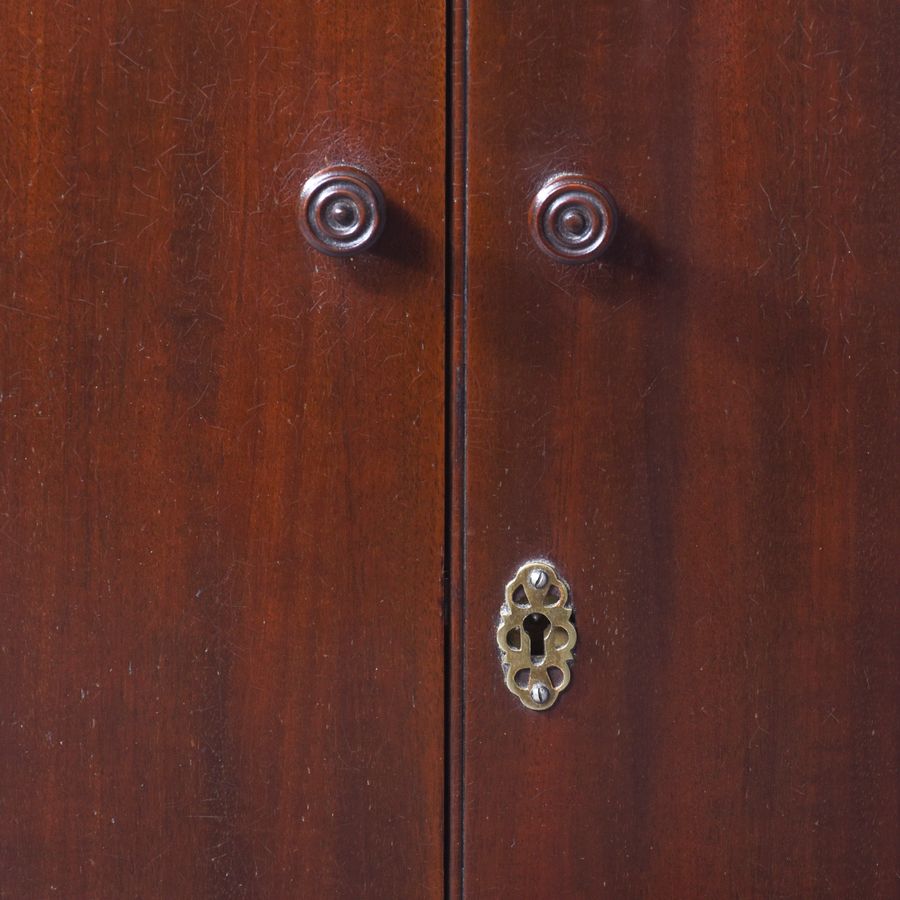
(497, 560, 576, 710)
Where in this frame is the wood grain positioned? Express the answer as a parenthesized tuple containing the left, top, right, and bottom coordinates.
(462, 1, 898, 897)
(0, 2, 446, 896)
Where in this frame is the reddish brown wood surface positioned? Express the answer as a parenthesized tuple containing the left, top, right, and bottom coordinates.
(462, 2, 898, 897)
(0, 2, 446, 896)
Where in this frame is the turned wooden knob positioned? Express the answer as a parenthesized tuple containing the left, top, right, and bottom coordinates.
(298, 165, 386, 256)
(529, 174, 618, 263)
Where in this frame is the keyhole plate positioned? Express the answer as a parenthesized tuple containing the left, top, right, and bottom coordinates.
(497, 560, 576, 710)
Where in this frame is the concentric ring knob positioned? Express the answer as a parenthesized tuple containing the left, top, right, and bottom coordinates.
(298, 165, 386, 256)
(529, 174, 618, 263)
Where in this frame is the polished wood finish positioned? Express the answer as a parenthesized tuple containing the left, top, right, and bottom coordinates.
(0, 2, 446, 896)
(462, 2, 898, 897)
(3, 2, 897, 896)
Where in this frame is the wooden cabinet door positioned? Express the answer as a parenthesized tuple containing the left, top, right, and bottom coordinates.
(3, 3, 897, 897)
(0, 2, 446, 896)
(460, 2, 897, 897)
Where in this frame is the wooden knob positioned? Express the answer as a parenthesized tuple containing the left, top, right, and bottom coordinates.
(298, 165, 386, 256)
(529, 174, 618, 263)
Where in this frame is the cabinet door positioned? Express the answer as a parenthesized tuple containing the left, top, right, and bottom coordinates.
(462, 2, 897, 897)
(0, 2, 445, 896)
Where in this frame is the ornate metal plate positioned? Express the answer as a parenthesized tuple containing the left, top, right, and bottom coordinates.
(497, 560, 576, 710)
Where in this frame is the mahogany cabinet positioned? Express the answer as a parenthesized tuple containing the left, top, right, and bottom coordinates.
(459, 4, 898, 898)
(1, 1, 897, 897)
(0, 2, 446, 896)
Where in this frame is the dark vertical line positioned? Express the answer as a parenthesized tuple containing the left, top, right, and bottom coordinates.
(441, 0, 454, 890)
(458, 3, 468, 893)
(443, 0, 468, 897)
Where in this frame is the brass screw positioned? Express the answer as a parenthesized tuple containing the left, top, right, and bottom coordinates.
(529, 568, 548, 589)
(530, 684, 550, 704)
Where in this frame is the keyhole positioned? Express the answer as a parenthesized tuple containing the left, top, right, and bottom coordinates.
(524, 613, 551, 663)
